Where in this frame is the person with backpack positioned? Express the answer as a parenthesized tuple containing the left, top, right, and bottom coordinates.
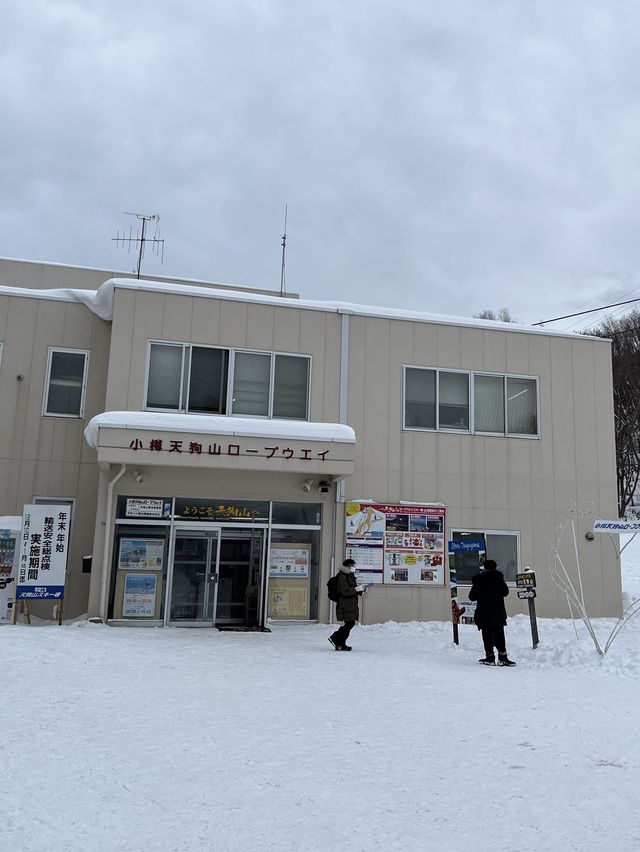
(468, 558, 516, 666)
(328, 558, 365, 651)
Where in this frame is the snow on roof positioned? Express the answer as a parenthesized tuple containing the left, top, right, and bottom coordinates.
(0, 276, 606, 341)
(84, 411, 356, 449)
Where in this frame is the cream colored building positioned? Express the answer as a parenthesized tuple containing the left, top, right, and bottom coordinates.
(0, 257, 621, 626)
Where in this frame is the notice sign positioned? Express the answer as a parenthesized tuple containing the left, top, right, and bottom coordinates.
(16, 505, 70, 600)
(269, 547, 310, 578)
(346, 502, 446, 585)
(125, 498, 170, 519)
(122, 573, 157, 617)
(118, 539, 164, 571)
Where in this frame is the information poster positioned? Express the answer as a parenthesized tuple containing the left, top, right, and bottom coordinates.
(346, 502, 446, 585)
(0, 530, 19, 623)
(122, 573, 157, 617)
(16, 505, 70, 600)
(118, 539, 164, 571)
(269, 547, 310, 578)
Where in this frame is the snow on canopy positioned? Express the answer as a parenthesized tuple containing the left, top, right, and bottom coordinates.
(84, 411, 356, 449)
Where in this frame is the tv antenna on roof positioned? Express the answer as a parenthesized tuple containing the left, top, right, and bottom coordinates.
(280, 204, 287, 296)
(112, 211, 165, 279)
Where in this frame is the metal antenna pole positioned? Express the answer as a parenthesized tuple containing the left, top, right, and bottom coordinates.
(136, 216, 147, 279)
(112, 212, 164, 279)
(280, 204, 288, 295)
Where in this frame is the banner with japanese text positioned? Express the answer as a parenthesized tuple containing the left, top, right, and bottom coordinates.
(345, 502, 446, 585)
(16, 505, 70, 600)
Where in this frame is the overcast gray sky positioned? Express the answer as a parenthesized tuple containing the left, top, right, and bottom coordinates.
(2, 1, 640, 330)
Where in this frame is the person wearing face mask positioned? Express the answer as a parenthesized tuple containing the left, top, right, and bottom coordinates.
(328, 558, 365, 651)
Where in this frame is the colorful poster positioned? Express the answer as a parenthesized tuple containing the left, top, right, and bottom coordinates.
(122, 573, 157, 616)
(269, 547, 310, 578)
(118, 539, 164, 571)
(345, 502, 446, 586)
(16, 505, 70, 600)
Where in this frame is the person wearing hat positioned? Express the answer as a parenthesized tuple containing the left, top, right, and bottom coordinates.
(328, 558, 365, 651)
(468, 558, 516, 666)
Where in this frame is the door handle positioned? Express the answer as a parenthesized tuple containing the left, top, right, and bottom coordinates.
(209, 574, 218, 583)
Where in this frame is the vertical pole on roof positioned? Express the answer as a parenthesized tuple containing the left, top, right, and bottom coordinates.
(136, 217, 146, 279)
(280, 204, 288, 295)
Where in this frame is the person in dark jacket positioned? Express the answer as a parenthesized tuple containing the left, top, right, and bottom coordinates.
(468, 559, 516, 666)
(328, 558, 365, 651)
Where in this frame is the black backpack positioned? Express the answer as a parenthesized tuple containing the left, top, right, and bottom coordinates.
(327, 574, 340, 603)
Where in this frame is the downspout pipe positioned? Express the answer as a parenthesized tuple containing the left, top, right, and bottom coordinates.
(100, 464, 127, 622)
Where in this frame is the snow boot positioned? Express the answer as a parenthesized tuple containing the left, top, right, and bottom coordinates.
(479, 654, 496, 666)
(328, 636, 341, 650)
(498, 653, 516, 667)
(341, 644, 353, 651)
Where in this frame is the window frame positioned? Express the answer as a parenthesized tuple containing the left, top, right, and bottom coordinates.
(42, 347, 90, 419)
(450, 528, 521, 585)
(144, 341, 311, 421)
(403, 365, 539, 439)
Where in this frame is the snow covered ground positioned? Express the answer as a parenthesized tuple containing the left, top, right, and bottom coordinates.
(3, 539, 640, 852)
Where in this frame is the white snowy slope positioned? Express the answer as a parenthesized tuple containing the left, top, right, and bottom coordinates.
(2, 539, 640, 852)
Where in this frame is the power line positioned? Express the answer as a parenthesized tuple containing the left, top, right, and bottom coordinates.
(532, 296, 640, 326)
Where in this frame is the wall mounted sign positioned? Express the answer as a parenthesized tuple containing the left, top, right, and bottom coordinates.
(345, 502, 446, 585)
(125, 498, 171, 519)
(122, 573, 157, 617)
(174, 499, 269, 522)
(118, 539, 164, 571)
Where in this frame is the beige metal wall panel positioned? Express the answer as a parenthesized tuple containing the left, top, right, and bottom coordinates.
(484, 475, 509, 509)
(125, 292, 165, 409)
(218, 300, 249, 347)
(314, 311, 340, 423)
(362, 318, 391, 470)
(507, 440, 532, 480)
(273, 306, 302, 352)
(190, 294, 222, 344)
(436, 324, 461, 368)
(461, 475, 485, 509)
(460, 437, 485, 478)
(246, 304, 275, 351)
(413, 322, 437, 365)
(549, 338, 577, 483)
(161, 292, 193, 342)
(461, 327, 484, 371)
(483, 330, 507, 372)
(412, 436, 437, 473)
(505, 331, 529, 375)
(104, 289, 136, 409)
(437, 434, 462, 476)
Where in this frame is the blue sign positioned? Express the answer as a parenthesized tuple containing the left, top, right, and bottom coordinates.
(448, 539, 485, 553)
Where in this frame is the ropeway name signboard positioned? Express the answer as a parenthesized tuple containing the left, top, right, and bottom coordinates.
(16, 505, 70, 600)
(593, 520, 640, 532)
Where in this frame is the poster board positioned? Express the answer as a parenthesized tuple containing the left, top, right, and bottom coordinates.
(16, 505, 70, 600)
(268, 544, 311, 618)
(122, 573, 158, 617)
(118, 538, 164, 570)
(345, 502, 446, 585)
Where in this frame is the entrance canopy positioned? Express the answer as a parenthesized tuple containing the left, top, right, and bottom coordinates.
(84, 411, 356, 477)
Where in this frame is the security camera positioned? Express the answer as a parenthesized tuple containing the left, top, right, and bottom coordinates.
(318, 480, 331, 493)
(301, 479, 314, 492)
(132, 469, 146, 484)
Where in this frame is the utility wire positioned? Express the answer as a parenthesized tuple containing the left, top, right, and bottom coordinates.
(532, 296, 640, 326)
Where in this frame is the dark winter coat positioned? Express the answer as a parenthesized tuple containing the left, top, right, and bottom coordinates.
(468, 568, 509, 629)
(336, 570, 360, 622)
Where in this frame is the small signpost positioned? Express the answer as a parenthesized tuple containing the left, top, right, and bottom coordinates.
(448, 539, 484, 645)
(516, 571, 539, 649)
(14, 504, 70, 625)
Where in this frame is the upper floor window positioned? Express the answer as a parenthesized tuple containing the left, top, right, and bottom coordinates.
(403, 367, 538, 437)
(43, 348, 89, 418)
(145, 342, 310, 420)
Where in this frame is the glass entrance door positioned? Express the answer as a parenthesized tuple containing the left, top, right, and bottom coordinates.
(169, 527, 265, 626)
(169, 530, 219, 624)
(216, 529, 265, 626)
